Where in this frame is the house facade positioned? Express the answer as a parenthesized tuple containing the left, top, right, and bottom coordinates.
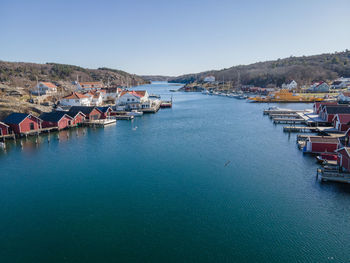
(336, 147, 350, 172)
(67, 111, 86, 126)
(116, 90, 149, 110)
(39, 112, 73, 130)
(32, 82, 58, 95)
(333, 114, 350, 132)
(308, 82, 330, 92)
(76, 82, 104, 91)
(2, 113, 42, 134)
(203, 76, 216, 83)
(320, 105, 350, 123)
(0, 122, 9, 136)
(282, 80, 298, 90)
(97, 107, 113, 119)
(304, 136, 339, 153)
(68, 106, 102, 120)
(60, 92, 91, 106)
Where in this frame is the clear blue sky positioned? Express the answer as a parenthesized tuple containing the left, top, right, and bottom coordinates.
(1, 0, 350, 76)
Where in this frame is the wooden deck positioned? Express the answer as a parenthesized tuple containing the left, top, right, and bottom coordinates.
(317, 167, 350, 184)
(273, 118, 306, 124)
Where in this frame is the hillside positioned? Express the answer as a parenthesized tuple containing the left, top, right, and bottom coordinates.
(141, 75, 174, 82)
(0, 61, 148, 91)
(169, 50, 350, 88)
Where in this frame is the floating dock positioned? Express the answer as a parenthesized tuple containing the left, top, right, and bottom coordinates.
(114, 115, 134, 120)
(283, 126, 319, 132)
(273, 118, 305, 124)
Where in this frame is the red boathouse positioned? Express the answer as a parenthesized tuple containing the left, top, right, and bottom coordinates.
(0, 122, 9, 136)
(67, 111, 86, 125)
(39, 111, 73, 130)
(2, 113, 42, 135)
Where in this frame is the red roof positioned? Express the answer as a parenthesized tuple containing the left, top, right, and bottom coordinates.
(62, 92, 88, 100)
(308, 136, 339, 144)
(41, 82, 57, 89)
(120, 90, 146, 98)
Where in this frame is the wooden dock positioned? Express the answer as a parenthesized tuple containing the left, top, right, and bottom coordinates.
(83, 119, 117, 127)
(269, 113, 299, 119)
(283, 126, 318, 132)
(317, 167, 350, 184)
(273, 118, 305, 124)
(114, 115, 134, 120)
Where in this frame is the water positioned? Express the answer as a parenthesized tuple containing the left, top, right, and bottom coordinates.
(1, 82, 350, 262)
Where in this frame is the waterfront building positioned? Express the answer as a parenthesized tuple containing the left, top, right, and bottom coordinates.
(336, 147, 350, 172)
(31, 82, 58, 96)
(282, 80, 298, 90)
(68, 106, 102, 120)
(116, 90, 150, 110)
(60, 92, 91, 106)
(307, 82, 330, 92)
(203, 76, 216, 83)
(0, 122, 9, 136)
(332, 114, 350, 132)
(338, 91, 350, 102)
(331, 77, 350, 89)
(313, 102, 338, 114)
(97, 106, 113, 119)
(320, 105, 350, 123)
(39, 112, 73, 130)
(75, 82, 104, 91)
(84, 91, 103, 106)
(304, 136, 340, 153)
(2, 113, 42, 135)
(66, 111, 86, 126)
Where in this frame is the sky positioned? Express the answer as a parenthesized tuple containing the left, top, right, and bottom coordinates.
(1, 0, 350, 76)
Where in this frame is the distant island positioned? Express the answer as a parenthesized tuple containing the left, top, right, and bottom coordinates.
(168, 50, 350, 88)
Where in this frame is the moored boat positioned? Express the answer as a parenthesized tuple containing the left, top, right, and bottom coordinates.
(127, 110, 143, 116)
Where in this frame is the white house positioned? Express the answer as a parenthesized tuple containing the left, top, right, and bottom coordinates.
(60, 92, 91, 106)
(308, 82, 330, 92)
(338, 91, 350, 102)
(85, 91, 103, 106)
(282, 80, 298, 90)
(75, 81, 104, 91)
(331, 77, 350, 89)
(203, 76, 216, 83)
(116, 90, 149, 110)
(32, 82, 58, 95)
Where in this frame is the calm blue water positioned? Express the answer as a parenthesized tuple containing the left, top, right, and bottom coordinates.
(1, 82, 350, 263)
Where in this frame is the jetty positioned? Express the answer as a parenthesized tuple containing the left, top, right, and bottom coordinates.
(273, 118, 305, 124)
(317, 167, 350, 184)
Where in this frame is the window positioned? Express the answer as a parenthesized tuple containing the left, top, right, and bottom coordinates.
(127, 99, 130, 102)
(132, 99, 134, 101)
(68, 120, 71, 126)
(30, 123, 35, 130)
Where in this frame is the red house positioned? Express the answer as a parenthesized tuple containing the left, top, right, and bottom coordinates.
(336, 147, 350, 172)
(0, 122, 9, 136)
(332, 114, 350, 132)
(68, 106, 102, 120)
(320, 105, 350, 123)
(2, 113, 42, 135)
(67, 111, 86, 125)
(39, 111, 73, 130)
(313, 102, 338, 114)
(97, 106, 113, 119)
(304, 136, 340, 153)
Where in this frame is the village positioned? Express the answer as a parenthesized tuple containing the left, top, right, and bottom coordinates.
(264, 99, 350, 185)
(0, 80, 172, 145)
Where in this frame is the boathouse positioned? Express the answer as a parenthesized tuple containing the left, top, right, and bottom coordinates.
(336, 147, 350, 172)
(304, 136, 340, 154)
(97, 106, 113, 119)
(332, 114, 350, 132)
(2, 113, 42, 135)
(67, 111, 86, 125)
(313, 102, 338, 114)
(320, 105, 350, 123)
(0, 122, 9, 136)
(68, 106, 102, 120)
(39, 112, 73, 130)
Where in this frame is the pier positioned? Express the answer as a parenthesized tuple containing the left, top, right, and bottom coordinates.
(283, 126, 319, 132)
(273, 118, 305, 124)
(83, 119, 116, 127)
(317, 167, 350, 184)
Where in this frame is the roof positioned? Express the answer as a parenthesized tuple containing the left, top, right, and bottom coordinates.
(0, 121, 9, 127)
(40, 82, 57, 89)
(62, 92, 88, 100)
(120, 90, 146, 98)
(2, 113, 31, 124)
(334, 114, 350, 124)
(97, 106, 112, 113)
(341, 92, 350, 97)
(68, 106, 101, 115)
(66, 111, 86, 118)
(79, 82, 103, 86)
(314, 102, 338, 109)
(308, 136, 339, 144)
(336, 147, 350, 157)
(324, 106, 350, 114)
(39, 111, 72, 123)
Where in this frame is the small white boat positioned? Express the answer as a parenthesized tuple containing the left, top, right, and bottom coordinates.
(202, 90, 209, 95)
(127, 110, 143, 117)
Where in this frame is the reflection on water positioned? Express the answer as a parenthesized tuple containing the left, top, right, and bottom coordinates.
(0, 127, 90, 156)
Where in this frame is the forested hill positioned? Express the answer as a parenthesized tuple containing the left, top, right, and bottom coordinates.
(169, 50, 350, 87)
(0, 61, 148, 88)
